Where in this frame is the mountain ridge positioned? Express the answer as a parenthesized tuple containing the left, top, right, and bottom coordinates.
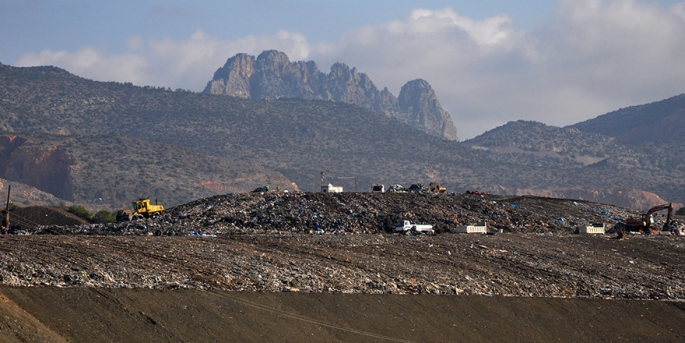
(204, 50, 458, 141)
(570, 93, 685, 142)
(2, 62, 685, 210)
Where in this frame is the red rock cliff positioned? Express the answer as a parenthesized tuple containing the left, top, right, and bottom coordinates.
(0, 136, 75, 201)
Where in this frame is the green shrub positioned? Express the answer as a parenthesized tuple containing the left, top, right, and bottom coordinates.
(92, 210, 116, 223)
(67, 205, 93, 221)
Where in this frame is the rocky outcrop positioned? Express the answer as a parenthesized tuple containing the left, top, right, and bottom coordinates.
(398, 80, 458, 141)
(204, 50, 458, 141)
(0, 178, 70, 208)
(0, 136, 75, 201)
(205, 53, 255, 98)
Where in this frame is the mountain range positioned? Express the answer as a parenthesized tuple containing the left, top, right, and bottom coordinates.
(204, 50, 458, 141)
(1, 54, 684, 212)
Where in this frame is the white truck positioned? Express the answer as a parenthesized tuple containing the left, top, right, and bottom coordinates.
(395, 220, 434, 235)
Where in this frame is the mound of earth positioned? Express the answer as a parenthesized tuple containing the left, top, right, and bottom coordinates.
(9, 206, 89, 229)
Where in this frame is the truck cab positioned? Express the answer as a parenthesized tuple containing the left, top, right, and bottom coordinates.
(395, 220, 434, 234)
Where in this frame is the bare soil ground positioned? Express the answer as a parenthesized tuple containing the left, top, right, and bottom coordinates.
(0, 288, 684, 343)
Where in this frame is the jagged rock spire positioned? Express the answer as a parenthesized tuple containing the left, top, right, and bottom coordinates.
(204, 50, 458, 141)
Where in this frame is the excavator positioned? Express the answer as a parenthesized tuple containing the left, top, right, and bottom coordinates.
(624, 203, 673, 232)
(116, 198, 164, 221)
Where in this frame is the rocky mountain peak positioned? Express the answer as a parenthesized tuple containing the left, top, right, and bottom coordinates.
(257, 50, 288, 61)
(398, 79, 458, 141)
(255, 50, 290, 72)
(329, 62, 350, 77)
(206, 53, 255, 98)
(204, 51, 458, 141)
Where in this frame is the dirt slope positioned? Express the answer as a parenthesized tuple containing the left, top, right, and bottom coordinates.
(10, 206, 88, 228)
(1, 288, 683, 343)
(0, 293, 66, 343)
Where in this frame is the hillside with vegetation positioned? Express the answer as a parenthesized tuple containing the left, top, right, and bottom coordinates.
(570, 93, 685, 143)
(2, 62, 685, 210)
(0, 132, 293, 209)
(464, 120, 685, 206)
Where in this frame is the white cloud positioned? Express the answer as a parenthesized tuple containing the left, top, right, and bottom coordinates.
(317, 1, 685, 138)
(14, 1, 685, 139)
(15, 30, 320, 91)
(17, 48, 149, 85)
(675, 3, 685, 20)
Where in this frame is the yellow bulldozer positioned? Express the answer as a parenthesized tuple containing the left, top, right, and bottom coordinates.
(116, 198, 164, 221)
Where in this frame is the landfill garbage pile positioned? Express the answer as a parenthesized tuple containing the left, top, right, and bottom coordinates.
(1, 192, 683, 300)
(25, 192, 653, 236)
(0, 230, 683, 300)
(386, 184, 407, 193)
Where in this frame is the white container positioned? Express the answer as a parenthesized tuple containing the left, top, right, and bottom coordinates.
(455, 223, 487, 234)
(580, 223, 605, 234)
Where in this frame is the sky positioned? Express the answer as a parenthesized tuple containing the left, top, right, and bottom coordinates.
(2, 0, 685, 140)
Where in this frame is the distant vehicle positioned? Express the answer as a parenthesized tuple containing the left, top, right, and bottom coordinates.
(429, 182, 446, 193)
(321, 184, 343, 193)
(395, 220, 434, 235)
(455, 222, 487, 234)
(116, 198, 164, 221)
(372, 184, 385, 193)
(625, 203, 673, 232)
(386, 184, 407, 193)
(580, 223, 606, 234)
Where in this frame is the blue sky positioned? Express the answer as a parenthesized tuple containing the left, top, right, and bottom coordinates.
(1, 1, 555, 60)
(2, 0, 685, 139)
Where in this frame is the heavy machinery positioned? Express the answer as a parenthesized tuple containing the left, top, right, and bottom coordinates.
(116, 198, 164, 221)
(395, 220, 434, 235)
(625, 203, 673, 232)
(429, 182, 446, 193)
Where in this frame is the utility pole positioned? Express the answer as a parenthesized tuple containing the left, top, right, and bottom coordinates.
(2, 185, 9, 232)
